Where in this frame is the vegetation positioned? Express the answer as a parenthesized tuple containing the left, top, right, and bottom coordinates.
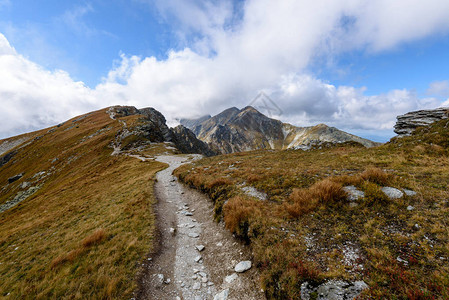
(174, 119, 449, 299)
(0, 108, 168, 299)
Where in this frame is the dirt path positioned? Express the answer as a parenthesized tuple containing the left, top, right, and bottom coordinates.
(136, 154, 265, 300)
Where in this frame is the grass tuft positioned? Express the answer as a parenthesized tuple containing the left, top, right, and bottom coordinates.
(82, 228, 107, 248)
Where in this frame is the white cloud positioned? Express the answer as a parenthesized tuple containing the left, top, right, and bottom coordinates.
(428, 80, 449, 97)
(2, 1, 449, 140)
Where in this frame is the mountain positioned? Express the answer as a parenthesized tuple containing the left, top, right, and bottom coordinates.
(181, 106, 379, 154)
(0, 105, 213, 298)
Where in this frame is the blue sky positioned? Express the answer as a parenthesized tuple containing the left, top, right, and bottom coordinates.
(1, 0, 449, 141)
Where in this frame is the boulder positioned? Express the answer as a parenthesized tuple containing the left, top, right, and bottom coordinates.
(381, 187, 404, 199)
(235, 261, 252, 273)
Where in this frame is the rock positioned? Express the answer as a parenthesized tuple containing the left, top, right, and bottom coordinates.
(195, 245, 205, 252)
(8, 173, 23, 184)
(407, 205, 415, 211)
(234, 261, 252, 273)
(164, 278, 171, 284)
(194, 255, 202, 262)
(20, 181, 30, 189)
(188, 233, 200, 238)
(201, 277, 208, 283)
(404, 189, 417, 196)
(192, 282, 201, 290)
(301, 280, 369, 300)
(106, 105, 215, 156)
(394, 108, 449, 137)
(343, 186, 365, 201)
(213, 289, 229, 300)
(381, 187, 403, 199)
(155, 274, 164, 286)
(185, 212, 193, 216)
(169, 227, 176, 235)
(224, 273, 238, 283)
(0, 186, 40, 213)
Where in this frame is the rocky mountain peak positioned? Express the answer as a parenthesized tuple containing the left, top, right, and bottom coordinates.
(107, 106, 215, 156)
(181, 106, 378, 154)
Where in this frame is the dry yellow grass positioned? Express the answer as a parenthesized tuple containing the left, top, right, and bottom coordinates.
(175, 120, 449, 299)
(0, 108, 167, 299)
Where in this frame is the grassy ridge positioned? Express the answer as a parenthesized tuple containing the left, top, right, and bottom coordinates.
(174, 120, 449, 299)
(0, 109, 166, 298)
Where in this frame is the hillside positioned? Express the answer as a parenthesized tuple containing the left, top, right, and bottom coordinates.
(0, 106, 208, 298)
(181, 106, 379, 154)
(174, 116, 449, 298)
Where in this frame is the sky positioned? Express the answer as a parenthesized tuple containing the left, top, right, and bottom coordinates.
(1, 0, 449, 142)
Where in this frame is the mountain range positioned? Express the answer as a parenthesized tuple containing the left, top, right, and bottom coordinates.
(180, 106, 379, 154)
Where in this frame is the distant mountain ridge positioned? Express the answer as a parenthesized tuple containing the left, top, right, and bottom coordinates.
(180, 106, 379, 154)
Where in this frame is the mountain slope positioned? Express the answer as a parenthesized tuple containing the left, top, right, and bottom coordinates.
(182, 106, 379, 154)
(0, 106, 208, 298)
(174, 114, 449, 299)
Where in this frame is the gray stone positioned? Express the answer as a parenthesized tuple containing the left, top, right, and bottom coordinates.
(192, 282, 201, 290)
(188, 233, 200, 238)
(224, 273, 238, 283)
(343, 186, 365, 201)
(407, 205, 415, 211)
(213, 289, 229, 300)
(194, 255, 202, 262)
(404, 189, 417, 196)
(301, 280, 368, 300)
(20, 181, 30, 189)
(394, 108, 449, 137)
(234, 261, 252, 273)
(381, 187, 404, 199)
(195, 245, 205, 251)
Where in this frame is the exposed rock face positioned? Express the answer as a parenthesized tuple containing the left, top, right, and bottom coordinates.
(394, 108, 449, 137)
(107, 106, 215, 156)
(181, 106, 378, 154)
(171, 125, 216, 157)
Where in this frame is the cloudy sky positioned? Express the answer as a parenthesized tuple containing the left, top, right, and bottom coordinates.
(1, 0, 449, 141)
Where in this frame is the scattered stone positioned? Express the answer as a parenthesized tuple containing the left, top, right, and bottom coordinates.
(147, 257, 152, 261)
(224, 273, 238, 283)
(343, 186, 365, 201)
(20, 181, 30, 189)
(201, 277, 208, 283)
(407, 205, 415, 211)
(155, 274, 164, 286)
(164, 278, 171, 284)
(195, 245, 205, 252)
(188, 233, 199, 238)
(414, 223, 420, 229)
(194, 255, 202, 262)
(192, 282, 201, 290)
(241, 186, 267, 200)
(193, 268, 199, 273)
(404, 189, 417, 196)
(198, 272, 207, 278)
(169, 227, 176, 235)
(208, 282, 214, 286)
(301, 280, 368, 300)
(185, 212, 193, 216)
(381, 187, 404, 199)
(216, 242, 223, 247)
(235, 261, 252, 273)
(188, 224, 195, 228)
(214, 289, 229, 300)
(8, 173, 23, 184)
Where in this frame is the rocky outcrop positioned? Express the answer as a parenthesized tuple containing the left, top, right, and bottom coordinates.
(107, 106, 215, 156)
(171, 125, 216, 157)
(182, 106, 379, 154)
(394, 108, 449, 137)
